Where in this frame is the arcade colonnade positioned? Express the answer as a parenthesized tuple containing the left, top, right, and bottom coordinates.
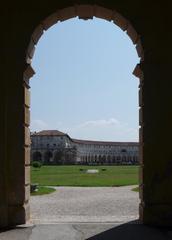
(79, 155, 138, 165)
(31, 130, 139, 165)
(32, 147, 139, 165)
(1, 0, 172, 228)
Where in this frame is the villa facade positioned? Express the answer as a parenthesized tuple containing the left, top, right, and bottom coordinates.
(31, 130, 139, 165)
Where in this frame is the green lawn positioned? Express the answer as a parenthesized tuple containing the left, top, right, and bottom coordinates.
(132, 186, 139, 192)
(31, 165, 139, 187)
(31, 186, 56, 196)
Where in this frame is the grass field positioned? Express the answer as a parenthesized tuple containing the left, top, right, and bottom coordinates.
(31, 186, 56, 196)
(31, 165, 139, 187)
(132, 186, 139, 192)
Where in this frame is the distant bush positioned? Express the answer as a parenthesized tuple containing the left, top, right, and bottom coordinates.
(30, 183, 38, 193)
(32, 161, 42, 168)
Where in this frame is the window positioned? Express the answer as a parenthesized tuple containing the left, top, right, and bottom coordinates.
(121, 149, 127, 153)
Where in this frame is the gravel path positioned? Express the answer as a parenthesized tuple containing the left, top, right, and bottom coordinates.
(30, 186, 139, 224)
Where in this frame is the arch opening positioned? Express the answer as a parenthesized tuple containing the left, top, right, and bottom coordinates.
(25, 4, 144, 225)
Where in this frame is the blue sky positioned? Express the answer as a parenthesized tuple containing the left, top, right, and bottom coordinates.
(30, 17, 139, 141)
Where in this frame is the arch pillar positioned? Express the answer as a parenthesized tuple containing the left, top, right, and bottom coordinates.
(0, 60, 32, 226)
(138, 59, 172, 226)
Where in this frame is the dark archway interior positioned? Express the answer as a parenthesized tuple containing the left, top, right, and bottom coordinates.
(1, 0, 172, 228)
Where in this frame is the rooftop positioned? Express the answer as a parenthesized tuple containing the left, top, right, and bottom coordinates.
(72, 139, 138, 146)
(31, 130, 138, 145)
(31, 130, 66, 136)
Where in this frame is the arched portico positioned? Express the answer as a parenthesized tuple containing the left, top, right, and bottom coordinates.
(1, 1, 172, 228)
(32, 151, 42, 162)
(94, 155, 97, 162)
(53, 150, 63, 165)
(44, 151, 53, 164)
(107, 155, 111, 164)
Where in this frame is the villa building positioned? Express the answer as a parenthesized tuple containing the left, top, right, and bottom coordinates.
(31, 130, 139, 165)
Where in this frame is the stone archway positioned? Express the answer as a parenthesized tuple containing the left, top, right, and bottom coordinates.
(98, 155, 102, 164)
(32, 151, 42, 162)
(107, 155, 111, 164)
(44, 151, 53, 164)
(53, 150, 63, 165)
(1, 1, 171, 228)
(112, 156, 116, 164)
(94, 155, 97, 164)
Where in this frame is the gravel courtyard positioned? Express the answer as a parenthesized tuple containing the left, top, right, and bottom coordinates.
(30, 186, 139, 224)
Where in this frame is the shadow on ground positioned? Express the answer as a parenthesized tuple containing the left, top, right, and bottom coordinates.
(86, 221, 172, 240)
(1, 221, 172, 240)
